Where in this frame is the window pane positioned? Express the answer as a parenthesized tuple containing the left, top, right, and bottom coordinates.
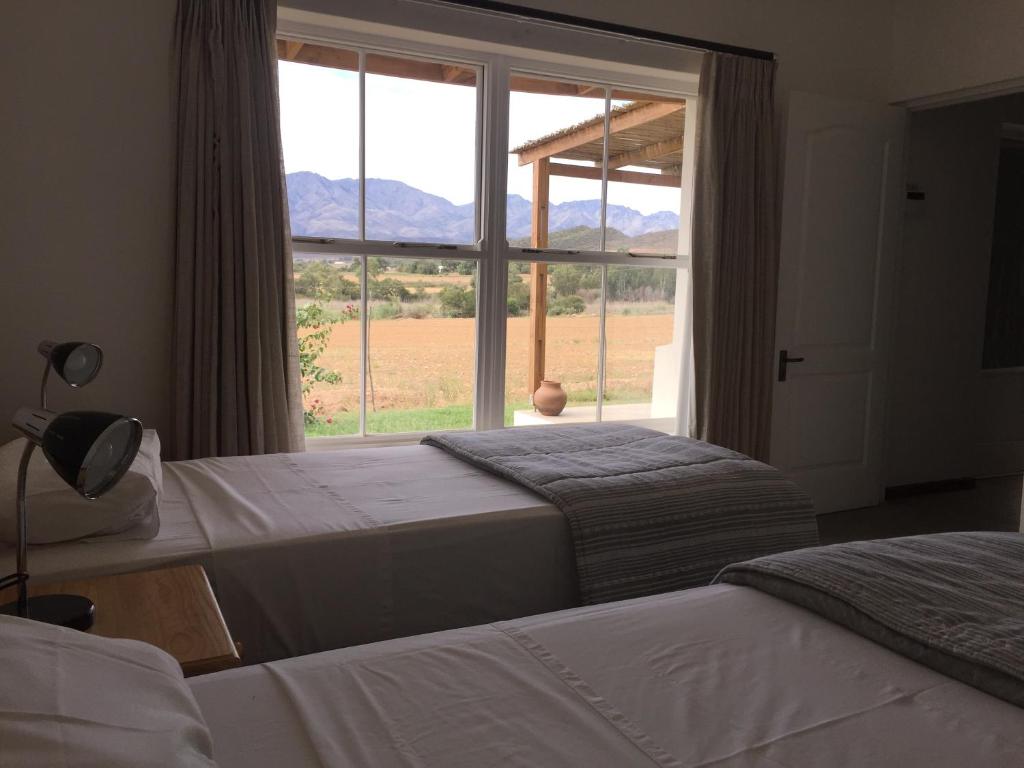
(278, 42, 360, 239)
(506, 262, 600, 426)
(367, 257, 476, 433)
(294, 253, 362, 436)
(508, 75, 606, 247)
(603, 266, 680, 428)
(365, 54, 478, 243)
(604, 92, 686, 256)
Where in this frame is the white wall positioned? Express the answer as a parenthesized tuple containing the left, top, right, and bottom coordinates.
(886, 94, 1024, 486)
(286, 0, 896, 105)
(891, 0, 1024, 105)
(0, 1, 178, 441)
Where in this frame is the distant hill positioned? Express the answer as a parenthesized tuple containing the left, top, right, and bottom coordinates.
(286, 171, 679, 246)
(509, 225, 679, 253)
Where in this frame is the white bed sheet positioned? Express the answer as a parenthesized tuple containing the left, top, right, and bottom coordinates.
(190, 584, 1024, 767)
(0, 446, 577, 662)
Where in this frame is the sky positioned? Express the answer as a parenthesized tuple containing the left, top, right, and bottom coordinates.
(278, 60, 682, 217)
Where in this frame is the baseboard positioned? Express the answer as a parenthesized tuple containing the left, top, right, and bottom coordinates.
(884, 477, 977, 500)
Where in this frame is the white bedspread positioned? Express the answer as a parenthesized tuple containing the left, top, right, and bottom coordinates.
(0, 446, 577, 663)
(190, 584, 1024, 767)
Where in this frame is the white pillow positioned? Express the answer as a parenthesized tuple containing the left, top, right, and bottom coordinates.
(0, 614, 217, 767)
(0, 429, 163, 545)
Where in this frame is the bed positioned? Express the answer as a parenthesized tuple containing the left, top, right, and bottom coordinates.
(0, 425, 816, 664)
(4, 533, 1021, 767)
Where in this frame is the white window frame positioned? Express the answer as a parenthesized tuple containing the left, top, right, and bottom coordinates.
(278, 11, 699, 450)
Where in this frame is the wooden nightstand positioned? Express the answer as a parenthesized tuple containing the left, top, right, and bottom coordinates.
(1, 565, 241, 676)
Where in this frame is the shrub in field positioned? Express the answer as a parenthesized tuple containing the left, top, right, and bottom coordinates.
(398, 260, 441, 275)
(550, 264, 600, 298)
(506, 273, 531, 317)
(439, 285, 476, 318)
(294, 261, 360, 301)
(370, 302, 402, 320)
(548, 295, 586, 316)
(369, 278, 411, 302)
(401, 302, 434, 319)
(606, 265, 675, 302)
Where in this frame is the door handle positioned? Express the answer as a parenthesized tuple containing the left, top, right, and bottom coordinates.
(777, 350, 805, 382)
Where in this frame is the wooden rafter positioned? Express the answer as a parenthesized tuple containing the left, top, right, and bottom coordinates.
(516, 102, 683, 166)
(275, 39, 477, 87)
(606, 137, 683, 170)
(549, 162, 681, 188)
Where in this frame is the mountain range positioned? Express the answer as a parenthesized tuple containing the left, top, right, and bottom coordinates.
(286, 171, 679, 245)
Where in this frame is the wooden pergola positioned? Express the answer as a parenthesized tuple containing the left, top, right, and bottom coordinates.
(509, 100, 685, 399)
(277, 39, 686, 402)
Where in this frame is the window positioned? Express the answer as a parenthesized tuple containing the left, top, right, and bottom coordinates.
(277, 28, 695, 444)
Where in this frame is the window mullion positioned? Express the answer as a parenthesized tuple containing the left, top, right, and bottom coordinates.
(596, 264, 608, 422)
(357, 51, 368, 436)
(358, 50, 366, 241)
(359, 254, 369, 437)
(473, 57, 511, 431)
(675, 96, 699, 436)
(595, 89, 611, 421)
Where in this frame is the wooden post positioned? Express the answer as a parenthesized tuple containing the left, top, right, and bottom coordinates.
(528, 158, 550, 402)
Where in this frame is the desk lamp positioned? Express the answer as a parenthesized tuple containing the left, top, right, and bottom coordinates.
(0, 342, 141, 630)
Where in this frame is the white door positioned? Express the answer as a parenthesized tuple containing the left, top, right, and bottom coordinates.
(770, 92, 905, 513)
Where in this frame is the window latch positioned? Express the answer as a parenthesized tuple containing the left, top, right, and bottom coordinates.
(393, 242, 460, 250)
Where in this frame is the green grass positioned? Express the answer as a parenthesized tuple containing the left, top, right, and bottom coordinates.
(305, 389, 653, 438)
(306, 402, 529, 437)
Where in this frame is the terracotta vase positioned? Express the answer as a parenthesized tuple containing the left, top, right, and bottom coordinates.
(533, 380, 568, 416)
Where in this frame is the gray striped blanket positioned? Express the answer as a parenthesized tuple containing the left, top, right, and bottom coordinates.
(422, 424, 818, 604)
(720, 532, 1024, 707)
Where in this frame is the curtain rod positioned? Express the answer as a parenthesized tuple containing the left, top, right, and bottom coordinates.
(414, 0, 776, 61)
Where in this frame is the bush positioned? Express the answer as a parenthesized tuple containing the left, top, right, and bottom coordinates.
(370, 302, 402, 320)
(549, 265, 600, 298)
(401, 303, 433, 319)
(439, 285, 476, 318)
(369, 278, 411, 302)
(506, 274, 531, 317)
(397, 260, 440, 275)
(294, 261, 360, 301)
(548, 295, 586, 316)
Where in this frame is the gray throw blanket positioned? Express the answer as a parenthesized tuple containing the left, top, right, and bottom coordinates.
(720, 532, 1024, 708)
(422, 424, 818, 604)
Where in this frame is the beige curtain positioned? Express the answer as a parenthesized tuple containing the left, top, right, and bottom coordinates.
(172, 0, 303, 459)
(691, 52, 778, 461)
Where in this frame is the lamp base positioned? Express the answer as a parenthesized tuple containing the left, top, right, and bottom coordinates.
(0, 594, 95, 631)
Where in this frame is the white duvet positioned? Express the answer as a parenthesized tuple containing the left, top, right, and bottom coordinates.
(191, 584, 1024, 767)
(0, 445, 577, 663)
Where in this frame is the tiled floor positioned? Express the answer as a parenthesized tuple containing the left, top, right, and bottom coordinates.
(816, 474, 1023, 545)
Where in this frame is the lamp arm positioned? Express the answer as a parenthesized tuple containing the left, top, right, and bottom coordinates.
(39, 360, 51, 410)
(15, 440, 35, 618)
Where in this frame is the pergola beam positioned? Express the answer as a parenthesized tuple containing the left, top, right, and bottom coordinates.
(517, 101, 683, 166)
(549, 162, 681, 188)
(606, 137, 683, 170)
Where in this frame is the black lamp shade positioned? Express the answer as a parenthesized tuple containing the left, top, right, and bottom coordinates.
(39, 411, 143, 498)
(43, 342, 103, 388)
